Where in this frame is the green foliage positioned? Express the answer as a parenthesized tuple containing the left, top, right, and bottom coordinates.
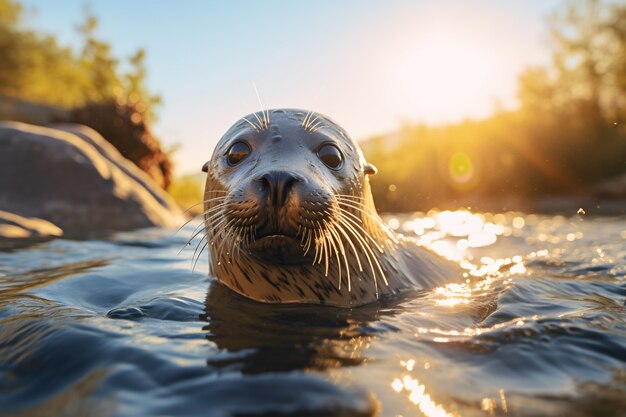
(168, 174, 205, 215)
(364, 0, 626, 212)
(0, 0, 160, 119)
(0, 0, 20, 25)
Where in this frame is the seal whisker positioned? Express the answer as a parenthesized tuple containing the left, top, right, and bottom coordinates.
(314, 224, 323, 266)
(179, 221, 211, 255)
(328, 221, 355, 291)
(214, 228, 231, 264)
(244, 226, 254, 254)
(328, 222, 350, 291)
(338, 202, 399, 247)
(181, 197, 225, 216)
(190, 230, 207, 261)
(230, 226, 240, 261)
(303, 228, 314, 256)
(334, 194, 364, 202)
(200, 197, 229, 206)
(337, 208, 385, 254)
(201, 195, 228, 203)
(173, 199, 226, 237)
(335, 199, 377, 215)
(236, 226, 248, 260)
(215, 216, 239, 261)
(252, 83, 269, 129)
(339, 202, 388, 245)
(252, 112, 264, 130)
(333, 221, 364, 273)
(182, 212, 214, 245)
(334, 198, 371, 211)
(324, 226, 342, 288)
(206, 212, 229, 232)
(197, 198, 230, 216)
(310, 124, 327, 134)
(336, 197, 399, 243)
(239, 226, 250, 259)
(201, 202, 231, 218)
(337, 216, 380, 297)
(312, 227, 322, 265)
(317, 221, 331, 276)
(207, 216, 231, 255)
(314, 224, 326, 270)
(203, 190, 229, 197)
(301, 110, 312, 129)
(309, 119, 325, 132)
(192, 236, 209, 272)
(336, 200, 397, 249)
(298, 224, 309, 253)
(338, 214, 387, 290)
(306, 114, 320, 131)
(241, 117, 260, 132)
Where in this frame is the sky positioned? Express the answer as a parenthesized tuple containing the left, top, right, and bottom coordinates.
(20, 0, 564, 175)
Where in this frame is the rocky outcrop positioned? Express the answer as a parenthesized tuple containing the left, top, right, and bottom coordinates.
(0, 122, 184, 237)
(0, 95, 173, 190)
(0, 210, 63, 240)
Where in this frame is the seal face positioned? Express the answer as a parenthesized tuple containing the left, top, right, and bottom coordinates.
(202, 109, 456, 307)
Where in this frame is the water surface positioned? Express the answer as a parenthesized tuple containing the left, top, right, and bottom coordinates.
(1, 211, 625, 417)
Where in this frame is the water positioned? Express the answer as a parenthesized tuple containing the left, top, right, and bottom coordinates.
(0, 211, 625, 417)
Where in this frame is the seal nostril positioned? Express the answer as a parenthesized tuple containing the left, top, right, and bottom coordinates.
(258, 175, 271, 194)
(258, 171, 300, 207)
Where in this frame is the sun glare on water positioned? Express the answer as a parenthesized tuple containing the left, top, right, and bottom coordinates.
(386, 210, 528, 416)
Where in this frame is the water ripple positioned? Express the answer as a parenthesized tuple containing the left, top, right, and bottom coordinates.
(0, 212, 624, 416)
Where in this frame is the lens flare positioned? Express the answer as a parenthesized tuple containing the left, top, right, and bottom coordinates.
(448, 152, 475, 186)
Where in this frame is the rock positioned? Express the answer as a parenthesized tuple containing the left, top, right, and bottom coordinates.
(0, 95, 173, 190)
(0, 210, 63, 240)
(0, 121, 184, 236)
(53, 124, 180, 213)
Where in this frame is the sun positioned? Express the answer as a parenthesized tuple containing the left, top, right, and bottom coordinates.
(389, 36, 495, 123)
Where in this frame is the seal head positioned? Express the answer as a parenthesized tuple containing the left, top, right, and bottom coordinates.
(202, 109, 454, 307)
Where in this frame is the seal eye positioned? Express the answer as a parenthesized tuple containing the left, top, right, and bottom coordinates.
(227, 142, 251, 165)
(317, 144, 343, 169)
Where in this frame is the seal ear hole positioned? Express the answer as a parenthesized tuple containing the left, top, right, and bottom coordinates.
(364, 163, 378, 176)
(317, 144, 343, 170)
(226, 141, 251, 166)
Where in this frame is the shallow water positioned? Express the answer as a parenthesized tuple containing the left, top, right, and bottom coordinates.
(0, 210, 625, 417)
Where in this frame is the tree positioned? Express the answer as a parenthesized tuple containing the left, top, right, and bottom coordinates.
(0, 0, 161, 116)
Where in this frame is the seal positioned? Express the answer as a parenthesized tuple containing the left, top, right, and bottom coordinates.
(201, 109, 457, 307)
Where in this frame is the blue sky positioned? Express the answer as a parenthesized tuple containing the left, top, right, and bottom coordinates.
(20, 0, 564, 175)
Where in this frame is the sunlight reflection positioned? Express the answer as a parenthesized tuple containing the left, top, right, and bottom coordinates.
(386, 210, 529, 309)
(411, 210, 509, 263)
(393, 359, 510, 416)
(391, 361, 455, 417)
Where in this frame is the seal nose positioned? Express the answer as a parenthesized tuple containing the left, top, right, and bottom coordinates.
(258, 171, 300, 207)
